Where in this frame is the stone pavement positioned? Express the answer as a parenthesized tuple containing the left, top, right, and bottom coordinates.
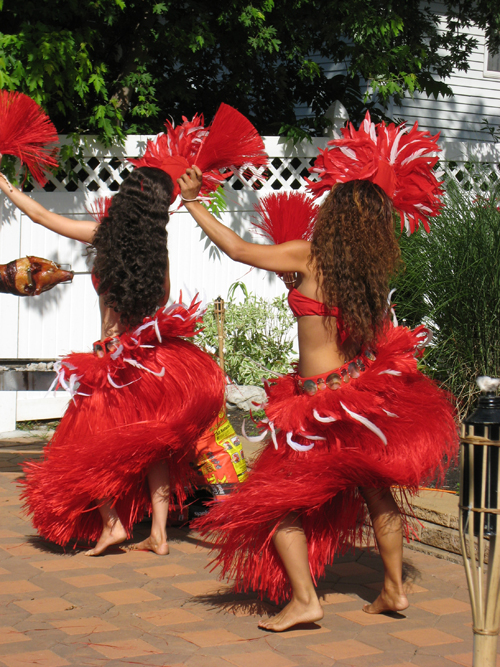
(1, 433, 499, 667)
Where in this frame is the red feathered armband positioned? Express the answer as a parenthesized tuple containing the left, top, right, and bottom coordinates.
(87, 195, 114, 226)
(251, 192, 318, 244)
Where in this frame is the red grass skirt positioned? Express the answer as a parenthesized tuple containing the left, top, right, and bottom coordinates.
(20, 297, 226, 547)
(195, 324, 459, 603)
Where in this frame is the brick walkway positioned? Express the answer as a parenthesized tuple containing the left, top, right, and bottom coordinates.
(0, 434, 499, 667)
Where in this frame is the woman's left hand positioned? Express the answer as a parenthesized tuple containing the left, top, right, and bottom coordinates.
(279, 271, 297, 290)
(178, 165, 203, 203)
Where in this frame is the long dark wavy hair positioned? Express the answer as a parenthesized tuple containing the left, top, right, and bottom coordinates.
(91, 167, 174, 328)
(309, 180, 401, 347)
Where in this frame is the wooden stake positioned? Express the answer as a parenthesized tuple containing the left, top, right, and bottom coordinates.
(459, 426, 500, 666)
(214, 296, 225, 374)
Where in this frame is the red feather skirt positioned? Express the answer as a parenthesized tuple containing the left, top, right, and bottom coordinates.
(20, 298, 226, 547)
(195, 324, 459, 603)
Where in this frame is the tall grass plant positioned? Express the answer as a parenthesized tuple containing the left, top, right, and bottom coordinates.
(392, 173, 500, 420)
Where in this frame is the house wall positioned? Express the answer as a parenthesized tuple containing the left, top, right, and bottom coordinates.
(295, 2, 500, 142)
(389, 5, 500, 142)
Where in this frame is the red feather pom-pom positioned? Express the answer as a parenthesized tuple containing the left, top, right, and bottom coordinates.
(307, 111, 444, 234)
(128, 114, 207, 198)
(0, 91, 59, 186)
(195, 103, 268, 186)
(252, 192, 318, 244)
(129, 105, 268, 199)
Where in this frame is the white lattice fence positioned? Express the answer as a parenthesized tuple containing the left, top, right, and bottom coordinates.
(26, 136, 323, 196)
(441, 140, 500, 191)
(1, 135, 499, 429)
(24, 135, 500, 198)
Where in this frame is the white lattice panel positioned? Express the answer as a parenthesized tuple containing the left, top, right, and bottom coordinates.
(441, 140, 500, 191)
(27, 136, 325, 197)
(2, 134, 499, 425)
(26, 135, 500, 198)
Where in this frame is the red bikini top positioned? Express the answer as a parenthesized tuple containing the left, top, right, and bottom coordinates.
(287, 288, 339, 318)
(287, 288, 348, 343)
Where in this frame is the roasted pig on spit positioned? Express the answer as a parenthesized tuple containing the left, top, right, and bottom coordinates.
(0, 256, 73, 296)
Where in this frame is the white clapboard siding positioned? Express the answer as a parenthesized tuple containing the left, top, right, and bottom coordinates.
(391, 3, 500, 141)
(297, 3, 500, 141)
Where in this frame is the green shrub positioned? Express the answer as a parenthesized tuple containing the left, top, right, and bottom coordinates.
(391, 173, 500, 419)
(198, 282, 297, 386)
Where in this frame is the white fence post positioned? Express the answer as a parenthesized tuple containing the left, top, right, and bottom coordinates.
(0, 394, 17, 433)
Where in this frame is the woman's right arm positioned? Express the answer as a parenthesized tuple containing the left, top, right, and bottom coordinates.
(178, 167, 311, 275)
(0, 170, 98, 244)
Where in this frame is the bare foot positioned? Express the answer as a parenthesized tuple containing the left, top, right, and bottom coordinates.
(128, 534, 169, 555)
(363, 587, 409, 614)
(258, 597, 324, 632)
(85, 521, 127, 556)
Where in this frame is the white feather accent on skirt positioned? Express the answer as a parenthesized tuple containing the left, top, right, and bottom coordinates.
(242, 419, 268, 442)
(269, 421, 279, 450)
(107, 374, 140, 390)
(154, 319, 162, 343)
(134, 320, 155, 336)
(123, 358, 166, 377)
(286, 432, 315, 452)
(110, 344, 124, 360)
(313, 409, 337, 423)
(340, 402, 388, 445)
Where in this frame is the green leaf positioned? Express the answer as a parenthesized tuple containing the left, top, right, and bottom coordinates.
(0, 0, 495, 141)
(153, 2, 167, 13)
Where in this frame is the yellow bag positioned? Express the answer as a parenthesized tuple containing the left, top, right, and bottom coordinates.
(191, 409, 248, 494)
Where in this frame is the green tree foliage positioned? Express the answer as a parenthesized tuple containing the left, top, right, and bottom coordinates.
(1, 0, 499, 145)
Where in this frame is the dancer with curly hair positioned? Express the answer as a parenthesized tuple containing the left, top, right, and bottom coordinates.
(177, 113, 458, 631)
(0, 102, 268, 556)
(0, 165, 226, 556)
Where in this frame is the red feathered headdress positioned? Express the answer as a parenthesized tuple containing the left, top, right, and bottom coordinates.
(0, 91, 59, 186)
(252, 192, 318, 244)
(307, 111, 444, 234)
(129, 104, 268, 200)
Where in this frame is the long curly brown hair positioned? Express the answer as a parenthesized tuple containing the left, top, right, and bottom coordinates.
(309, 180, 401, 346)
(91, 167, 174, 328)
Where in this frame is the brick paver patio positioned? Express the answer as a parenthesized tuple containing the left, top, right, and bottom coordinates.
(1, 433, 499, 667)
